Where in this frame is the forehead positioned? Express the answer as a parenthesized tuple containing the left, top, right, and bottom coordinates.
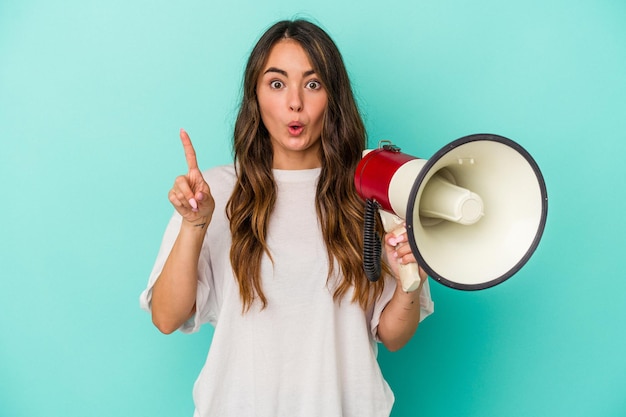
(262, 39, 314, 73)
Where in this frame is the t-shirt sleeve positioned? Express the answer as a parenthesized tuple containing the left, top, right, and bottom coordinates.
(369, 274, 435, 343)
(138, 211, 216, 334)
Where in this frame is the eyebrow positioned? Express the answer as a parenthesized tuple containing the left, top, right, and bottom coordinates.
(263, 67, 317, 77)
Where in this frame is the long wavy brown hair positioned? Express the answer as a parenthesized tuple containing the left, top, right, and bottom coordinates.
(227, 19, 386, 312)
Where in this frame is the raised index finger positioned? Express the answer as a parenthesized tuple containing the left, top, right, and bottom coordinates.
(179, 128, 199, 171)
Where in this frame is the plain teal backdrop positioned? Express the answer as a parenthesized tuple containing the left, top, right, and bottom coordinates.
(1, 0, 625, 416)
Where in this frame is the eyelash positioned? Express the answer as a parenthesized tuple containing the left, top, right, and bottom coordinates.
(306, 80, 322, 90)
(268, 79, 323, 90)
(270, 80, 284, 89)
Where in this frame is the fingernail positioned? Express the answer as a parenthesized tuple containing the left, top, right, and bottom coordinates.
(188, 198, 198, 210)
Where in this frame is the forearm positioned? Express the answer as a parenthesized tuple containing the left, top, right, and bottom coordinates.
(377, 282, 423, 352)
(151, 218, 209, 334)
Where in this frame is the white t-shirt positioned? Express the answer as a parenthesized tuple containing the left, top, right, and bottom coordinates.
(140, 165, 434, 417)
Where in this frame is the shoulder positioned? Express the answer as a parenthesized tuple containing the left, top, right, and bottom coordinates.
(202, 164, 236, 187)
(202, 164, 235, 181)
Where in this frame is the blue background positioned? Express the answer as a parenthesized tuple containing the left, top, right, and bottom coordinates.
(1, 1, 625, 416)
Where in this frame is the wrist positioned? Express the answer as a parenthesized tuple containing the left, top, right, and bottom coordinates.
(181, 216, 210, 231)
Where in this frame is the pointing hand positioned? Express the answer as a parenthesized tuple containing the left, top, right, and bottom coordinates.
(168, 129, 215, 224)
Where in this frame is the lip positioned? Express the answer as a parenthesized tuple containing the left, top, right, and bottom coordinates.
(288, 121, 304, 136)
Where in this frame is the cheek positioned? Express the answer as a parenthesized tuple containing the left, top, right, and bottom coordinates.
(312, 96, 328, 123)
(257, 89, 276, 114)
(258, 100, 278, 126)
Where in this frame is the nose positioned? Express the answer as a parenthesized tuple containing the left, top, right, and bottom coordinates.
(288, 88, 303, 112)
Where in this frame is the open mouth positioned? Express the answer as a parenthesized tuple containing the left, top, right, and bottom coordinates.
(288, 122, 304, 136)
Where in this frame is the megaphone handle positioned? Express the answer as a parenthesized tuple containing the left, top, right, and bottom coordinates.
(378, 211, 423, 293)
(398, 262, 422, 293)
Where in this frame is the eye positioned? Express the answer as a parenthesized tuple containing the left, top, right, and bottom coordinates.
(306, 80, 322, 90)
(270, 80, 284, 89)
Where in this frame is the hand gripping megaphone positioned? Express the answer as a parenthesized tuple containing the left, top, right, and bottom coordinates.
(355, 133, 548, 292)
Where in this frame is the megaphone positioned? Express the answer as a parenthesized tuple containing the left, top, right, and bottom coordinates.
(355, 133, 548, 292)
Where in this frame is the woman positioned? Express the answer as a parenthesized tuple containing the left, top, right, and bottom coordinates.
(140, 19, 434, 417)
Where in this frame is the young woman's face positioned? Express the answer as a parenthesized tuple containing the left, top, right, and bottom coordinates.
(256, 39, 328, 169)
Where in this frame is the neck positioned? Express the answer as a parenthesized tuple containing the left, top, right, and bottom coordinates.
(272, 155, 321, 170)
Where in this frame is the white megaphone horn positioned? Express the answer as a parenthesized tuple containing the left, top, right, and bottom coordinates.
(355, 133, 548, 292)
